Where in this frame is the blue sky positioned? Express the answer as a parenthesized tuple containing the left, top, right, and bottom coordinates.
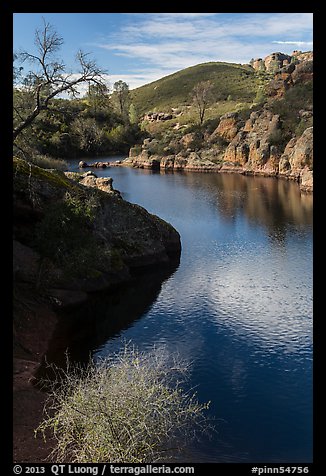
(13, 13, 313, 90)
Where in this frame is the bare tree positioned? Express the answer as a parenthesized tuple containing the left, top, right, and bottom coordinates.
(192, 80, 214, 125)
(13, 19, 106, 142)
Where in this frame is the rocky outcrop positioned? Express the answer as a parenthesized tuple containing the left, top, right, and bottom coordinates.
(250, 50, 313, 73)
(264, 52, 292, 72)
(127, 149, 161, 170)
(126, 147, 220, 173)
(221, 110, 281, 174)
(13, 157, 181, 464)
(251, 50, 313, 99)
(127, 136, 221, 172)
(251, 52, 291, 72)
(78, 160, 122, 168)
(292, 50, 313, 63)
(168, 152, 220, 172)
(291, 60, 313, 84)
(210, 112, 241, 141)
(126, 110, 312, 190)
(279, 127, 313, 188)
(65, 170, 118, 195)
(143, 112, 175, 122)
(13, 157, 181, 296)
(218, 111, 313, 190)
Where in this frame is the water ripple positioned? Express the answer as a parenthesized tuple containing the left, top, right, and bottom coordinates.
(72, 160, 313, 463)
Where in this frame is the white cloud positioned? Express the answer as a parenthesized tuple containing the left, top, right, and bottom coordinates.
(107, 72, 166, 90)
(157, 245, 312, 354)
(93, 13, 313, 88)
(272, 40, 313, 46)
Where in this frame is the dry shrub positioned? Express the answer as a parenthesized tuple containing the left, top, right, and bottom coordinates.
(36, 343, 211, 463)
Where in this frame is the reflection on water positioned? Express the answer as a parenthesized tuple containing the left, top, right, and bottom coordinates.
(161, 172, 313, 239)
(36, 261, 179, 379)
(57, 158, 313, 463)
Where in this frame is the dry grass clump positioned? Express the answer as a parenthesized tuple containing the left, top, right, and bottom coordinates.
(36, 344, 211, 463)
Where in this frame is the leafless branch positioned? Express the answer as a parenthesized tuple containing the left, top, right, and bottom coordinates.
(13, 20, 106, 142)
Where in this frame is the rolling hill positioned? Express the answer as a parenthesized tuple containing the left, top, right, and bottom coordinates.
(131, 61, 262, 115)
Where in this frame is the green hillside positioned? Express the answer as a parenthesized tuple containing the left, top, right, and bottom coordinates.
(131, 62, 261, 115)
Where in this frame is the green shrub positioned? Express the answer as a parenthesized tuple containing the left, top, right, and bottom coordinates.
(203, 117, 221, 134)
(268, 80, 313, 137)
(268, 129, 290, 149)
(36, 344, 211, 463)
(295, 117, 313, 138)
(34, 191, 108, 278)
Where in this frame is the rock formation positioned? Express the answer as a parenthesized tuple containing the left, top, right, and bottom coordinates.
(125, 50, 312, 191)
(65, 170, 120, 195)
(126, 112, 313, 191)
(251, 50, 313, 98)
(210, 112, 241, 141)
(250, 50, 313, 73)
(126, 142, 220, 173)
(219, 111, 313, 190)
(143, 112, 175, 122)
(13, 157, 181, 297)
(13, 158, 182, 464)
(222, 110, 281, 173)
(278, 127, 313, 189)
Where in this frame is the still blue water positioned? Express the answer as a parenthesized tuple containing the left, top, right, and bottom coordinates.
(68, 157, 313, 463)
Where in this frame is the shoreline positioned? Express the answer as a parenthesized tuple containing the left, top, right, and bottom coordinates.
(13, 285, 58, 462)
(77, 158, 313, 193)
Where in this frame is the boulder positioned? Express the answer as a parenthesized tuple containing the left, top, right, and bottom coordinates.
(281, 127, 313, 173)
(223, 110, 281, 170)
(300, 169, 313, 193)
(160, 155, 175, 170)
(292, 60, 313, 84)
(79, 175, 115, 194)
(211, 112, 240, 141)
(264, 52, 292, 72)
(131, 150, 161, 170)
(180, 133, 197, 149)
(13, 157, 181, 293)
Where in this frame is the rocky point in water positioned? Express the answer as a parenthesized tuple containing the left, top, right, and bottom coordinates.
(13, 156, 181, 461)
(13, 157, 181, 302)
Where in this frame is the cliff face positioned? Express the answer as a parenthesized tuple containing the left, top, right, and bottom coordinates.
(125, 51, 313, 192)
(220, 111, 313, 191)
(125, 115, 313, 191)
(222, 110, 280, 172)
(279, 127, 313, 192)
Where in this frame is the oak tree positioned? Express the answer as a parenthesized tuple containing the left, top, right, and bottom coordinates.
(13, 19, 106, 143)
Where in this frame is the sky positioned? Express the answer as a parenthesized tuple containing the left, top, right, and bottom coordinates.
(13, 13, 313, 91)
